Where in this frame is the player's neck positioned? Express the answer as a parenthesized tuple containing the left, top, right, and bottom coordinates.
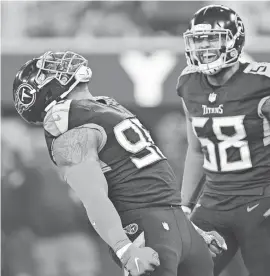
(206, 62, 240, 87)
(67, 84, 94, 101)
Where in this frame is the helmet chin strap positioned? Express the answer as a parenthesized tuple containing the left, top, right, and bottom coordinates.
(204, 49, 239, 75)
(197, 53, 224, 75)
(195, 45, 239, 75)
(44, 66, 92, 112)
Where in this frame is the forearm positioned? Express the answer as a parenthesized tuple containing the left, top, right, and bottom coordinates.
(181, 146, 205, 207)
(53, 127, 132, 256)
(83, 195, 132, 252)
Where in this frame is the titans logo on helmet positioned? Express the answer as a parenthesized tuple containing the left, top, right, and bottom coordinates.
(14, 83, 36, 114)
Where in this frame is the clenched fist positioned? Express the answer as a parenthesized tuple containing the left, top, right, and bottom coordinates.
(121, 244, 160, 276)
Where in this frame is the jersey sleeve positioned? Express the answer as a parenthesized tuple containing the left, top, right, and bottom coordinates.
(243, 61, 270, 78)
(44, 100, 107, 153)
(243, 62, 270, 120)
(43, 100, 72, 137)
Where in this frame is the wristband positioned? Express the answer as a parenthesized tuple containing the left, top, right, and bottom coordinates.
(116, 243, 132, 259)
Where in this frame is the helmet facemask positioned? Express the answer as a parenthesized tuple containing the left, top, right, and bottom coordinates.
(36, 51, 87, 86)
(35, 51, 92, 111)
(183, 27, 239, 75)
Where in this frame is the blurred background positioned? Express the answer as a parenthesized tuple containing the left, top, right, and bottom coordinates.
(1, 1, 270, 276)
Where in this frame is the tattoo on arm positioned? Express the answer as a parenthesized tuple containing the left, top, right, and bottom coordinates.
(53, 127, 98, 166)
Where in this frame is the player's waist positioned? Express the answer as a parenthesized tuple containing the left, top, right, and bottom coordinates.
(110, 184, 181, 212)
(112, 199, 182, 213)
(204, 179, 270, 196)
(118, 204, 182, 216)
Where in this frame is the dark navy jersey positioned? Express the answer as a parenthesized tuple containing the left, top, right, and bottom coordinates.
(44, 96, 181, 212)
(177, 62, 270, 197)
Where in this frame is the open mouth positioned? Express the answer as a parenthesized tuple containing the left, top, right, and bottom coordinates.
(201, 53, 218, 64)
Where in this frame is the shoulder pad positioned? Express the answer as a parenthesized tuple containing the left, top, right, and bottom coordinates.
(95, 96, 118, 105)
(176, 66, 198, 97)
(94, 96, 111, 101)
(43, 100, 72, 137)
(243, 62, 270, 78)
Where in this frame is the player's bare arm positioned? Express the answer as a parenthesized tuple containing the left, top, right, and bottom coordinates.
(181, 100, 205, 211)
(53, 125, 160, 274)
(181, 103, 228, 255)
(52, 125, 132, 252)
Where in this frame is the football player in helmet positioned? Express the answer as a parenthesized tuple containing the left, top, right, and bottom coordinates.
(183, 4, 245, 76)
(13, 51, 227, 276)
(177, 4, 270, 276)
(13, 51, 92, 125)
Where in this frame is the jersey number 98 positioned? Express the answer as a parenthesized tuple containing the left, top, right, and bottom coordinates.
(114, 118, 165, 168)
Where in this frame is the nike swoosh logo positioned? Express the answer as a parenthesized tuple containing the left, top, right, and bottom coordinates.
(134, 257, 140, 272)
(247, 203, 259, 212)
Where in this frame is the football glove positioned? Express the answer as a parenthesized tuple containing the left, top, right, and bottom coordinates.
(120, 244, 160, 276)
(192, 222, 227, 257)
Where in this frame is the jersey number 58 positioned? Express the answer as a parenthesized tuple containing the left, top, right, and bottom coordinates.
(192, 115, 252, 172)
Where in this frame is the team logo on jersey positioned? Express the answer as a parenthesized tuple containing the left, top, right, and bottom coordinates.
(208, 92, 217, 103)
(124, 223, 138, 235)
(202, 104, 224, 115)
(14, 84, 36, 114)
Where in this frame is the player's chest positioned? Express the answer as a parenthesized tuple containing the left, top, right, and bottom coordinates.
(183, 82, 262, 118)
(183, 85, 267, 140)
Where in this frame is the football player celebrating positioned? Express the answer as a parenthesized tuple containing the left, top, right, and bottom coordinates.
(12, 51, 224, 276)
(177, 4, 270, 276)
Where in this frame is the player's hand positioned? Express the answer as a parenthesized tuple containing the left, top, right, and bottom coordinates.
(120, 244, 160, 276)
(192, 222, 227, 257)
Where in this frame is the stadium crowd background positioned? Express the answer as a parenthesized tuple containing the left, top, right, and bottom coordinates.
(1, 1, 270, 276)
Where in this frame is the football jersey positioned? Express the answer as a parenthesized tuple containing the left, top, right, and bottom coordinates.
(177, 62, 270, 198)
(44, 96, 181, 212)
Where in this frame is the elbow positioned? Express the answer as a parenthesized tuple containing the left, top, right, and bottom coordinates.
(80, 190, 108, 210)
